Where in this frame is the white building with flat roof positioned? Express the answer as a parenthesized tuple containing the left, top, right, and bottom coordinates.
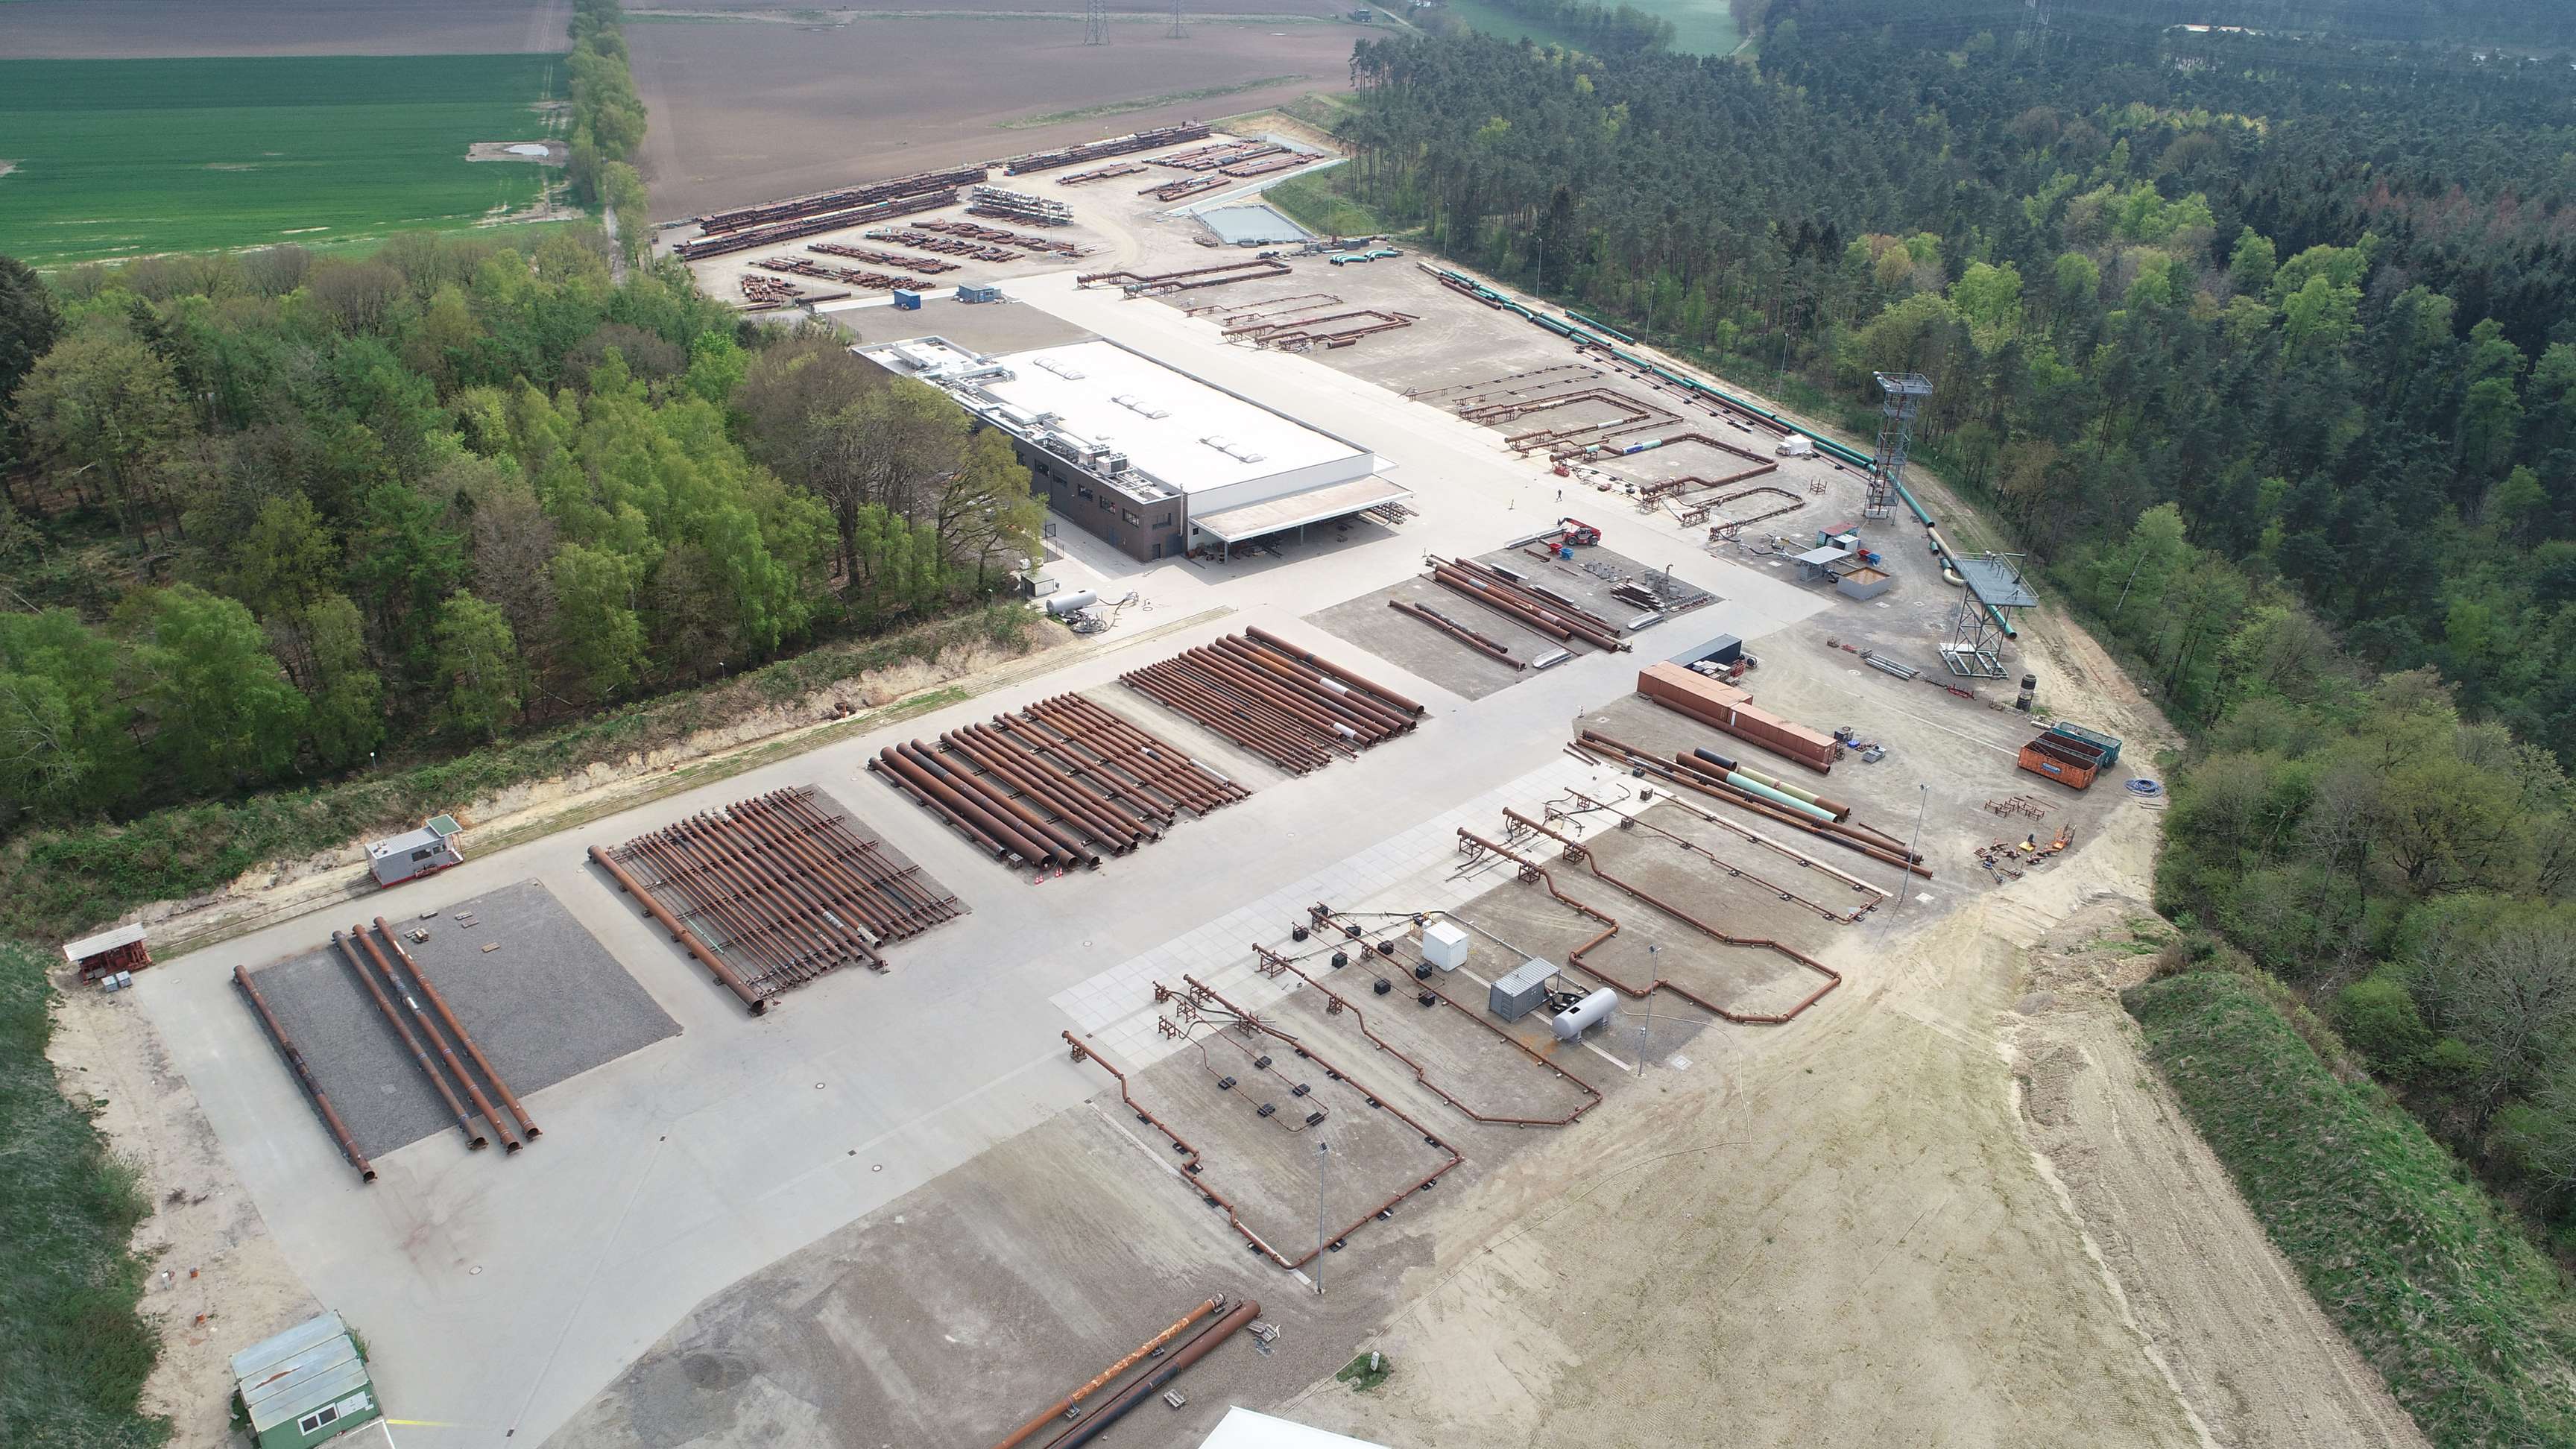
(859, 335, 1408, 561)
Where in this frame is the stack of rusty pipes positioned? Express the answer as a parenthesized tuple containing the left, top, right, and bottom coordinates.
(692, 164, 987, 235)
(599, 786, 960, 1008)
(1428, 558, 1628, 652)
(991, 1297, 1231, 1449)
(328, 918, 540, 1155)
(871, 694, 1245, 876)
(1120, 630, 1421, 775)
(1570, 729, 1931, 877)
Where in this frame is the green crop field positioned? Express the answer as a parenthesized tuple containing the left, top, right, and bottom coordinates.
(1440, 0, 1738, 54)
(0, 54, 566, 269)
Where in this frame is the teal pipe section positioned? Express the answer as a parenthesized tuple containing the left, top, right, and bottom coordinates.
(1723, 770, 1837, 824)
(1430, 267, 2016, 639)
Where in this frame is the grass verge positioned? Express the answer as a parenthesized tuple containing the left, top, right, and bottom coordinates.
(2127, 970, 2576, 1448)
(0, 604, 1038, 945)
(1001, 76, 1311, 130)
(1265, 169, 1388, 239)
(0, 939, 166, 1448)
(0, 54, 561, 268)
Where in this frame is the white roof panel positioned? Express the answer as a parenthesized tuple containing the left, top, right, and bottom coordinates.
(63, 922, 145, 963)
(978, 341, 1366, 495)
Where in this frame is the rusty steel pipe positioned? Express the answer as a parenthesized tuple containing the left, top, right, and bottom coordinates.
(354, 925, 520, 1152)
(730, 794, 928, 938)
(1180, 648, 1374, 745)
(1244, 625, 1424, 714)
(1210, 637, 1411, 734)
(372, 919, 538, 1140)
(1193, 645, 1392, 741)
(991, 714, 1175, 828)
(763, 789, 960, 929)
(871, 749, 1014, 859)
(590, 845, 768, 1012)
(637, 828, 839, 979)
(1389, 599, 1521, 664)
(668, 817, 883, 973)
(943, 729, 1137, 853)
(1444, 556, 1625, 637)
(1123, 666, 1329, 774)
(334, 930, 487, 1147)
(628, 831, 810, 982)
(1575, 732, 1931, 877)
(1009, 704, 1205, 820)
(1149, 659, 1347, 760)
(235, 965, 376, 1183)
(894, 739, 1063, 867)
(902, 738, 1085, 868)
(1043, 1299, 1263, 1449)
(991, 1296, 1226, 1449)
(1215, 635, 1412, 733)
(883, 742, 1055, 867)
(960, 722, 1156, 841)
(1431, 564, 1620, 651)
(1036, 694, 1247, 808)
(920, 735, 1102, 866)
(719, 796, 912, 938)
(1429, 565, 1597, 645)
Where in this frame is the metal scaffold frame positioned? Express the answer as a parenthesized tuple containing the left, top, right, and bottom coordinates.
(1942, 550, 2037, 678)
(1866, 371, 1932, 521)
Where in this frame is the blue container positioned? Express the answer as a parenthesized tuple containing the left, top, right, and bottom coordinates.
(892, 289, 923, 310)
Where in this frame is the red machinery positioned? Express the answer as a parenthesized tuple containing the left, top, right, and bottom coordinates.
(1557, 517, 1602, 547)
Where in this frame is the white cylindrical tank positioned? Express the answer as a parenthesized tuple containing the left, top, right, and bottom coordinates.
(1421, 921, 1470, 972)
(1043, 590, 1099, 618)
(1550, 988, 1618, 1041)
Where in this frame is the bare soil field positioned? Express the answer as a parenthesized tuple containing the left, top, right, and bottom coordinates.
(627, 11, 1358, 221)
(0, 0, 572, 59)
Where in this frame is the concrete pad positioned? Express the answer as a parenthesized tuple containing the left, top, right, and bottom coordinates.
(243, 880, 679, 1159)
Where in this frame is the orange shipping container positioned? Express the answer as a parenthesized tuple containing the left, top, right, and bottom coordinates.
(2016, 734, 2103, 790)
(1636, 664, 1838, 773)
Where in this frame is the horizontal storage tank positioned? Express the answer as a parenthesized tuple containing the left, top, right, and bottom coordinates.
(1550, 988, 1618, 1041)
(1043, 590, 1099, 618)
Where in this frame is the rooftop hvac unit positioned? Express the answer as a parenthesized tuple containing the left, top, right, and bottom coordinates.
(1099, 452, 1129, 474)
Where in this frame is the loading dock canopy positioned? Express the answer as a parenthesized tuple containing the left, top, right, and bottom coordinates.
(1190, 476, 1412, 541)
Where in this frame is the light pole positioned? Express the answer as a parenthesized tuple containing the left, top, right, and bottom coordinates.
(1637, 944, 1658, 1074)
(1314, 1140, 1331, 1297)
(1878, 783, 1930, 943)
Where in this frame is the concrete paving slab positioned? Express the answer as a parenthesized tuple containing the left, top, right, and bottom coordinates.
(244, 880, 679, 1159)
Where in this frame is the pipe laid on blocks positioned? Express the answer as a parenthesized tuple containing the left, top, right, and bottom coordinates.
(990, 1296, 1225, 1449)
(373, 918, 539, 1141)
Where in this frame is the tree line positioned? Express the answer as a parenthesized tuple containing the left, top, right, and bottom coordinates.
(569, 0, 651, 264)
(0, 233, 1039, 827)
(1328, 8, 2576, 1249)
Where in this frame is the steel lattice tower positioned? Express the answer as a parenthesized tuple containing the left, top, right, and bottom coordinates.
(1084, 0, 1110, 45)
(1168, 0, 1187, 38)
(1866, 372, 1932, 521)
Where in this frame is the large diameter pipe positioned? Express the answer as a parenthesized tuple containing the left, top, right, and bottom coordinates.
(333, 930, 487, 1148)
(1691, 748, 1851, 819)
(882, 743, 1054, 867)
(373, 918, 540, 1141)
(589, 845, 768, 1012)
(353, 925, 520, 1152)
(1044, 1300, 1262, 1449)
(872, 752, 1012, 858)
(1673, 757, 1834, 825)
(991, 1296, 1225, 1449)
(234, 966, 376, 1183)
(1389, 599, 1520, 664)
(1244, 625, 1424, 715)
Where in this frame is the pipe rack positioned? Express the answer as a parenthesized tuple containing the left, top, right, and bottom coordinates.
(603, 786, 960, 1006)
(1120, 631, 1420, 776)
